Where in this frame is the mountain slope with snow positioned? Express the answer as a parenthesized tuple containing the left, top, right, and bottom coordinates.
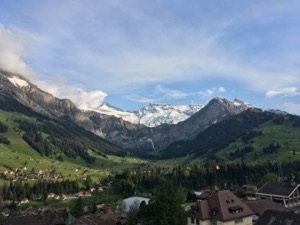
(79, 103, 203, 127)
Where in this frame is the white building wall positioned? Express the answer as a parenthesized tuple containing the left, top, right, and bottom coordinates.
(186, 216, 252, 225)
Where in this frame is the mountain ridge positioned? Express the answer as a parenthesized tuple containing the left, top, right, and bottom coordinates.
(79, 102, 204, 127)
(0, 70, 259, 151)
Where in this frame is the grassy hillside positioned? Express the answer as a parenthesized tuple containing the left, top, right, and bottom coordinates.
(217, 118, 300, 162)
(0, 110, 146, 182)
(158, 109, 300, 163)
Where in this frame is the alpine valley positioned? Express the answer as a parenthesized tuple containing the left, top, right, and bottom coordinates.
(1, 69, 300, 166)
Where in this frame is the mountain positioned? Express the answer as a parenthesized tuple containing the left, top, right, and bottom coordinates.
(0, 70, 124, 161)
(266, 109, 288, 115)
(160, 109, 300, 162)
(82, 97, 252, 151)
(79, 102, 203, 127)
(0, 70, 251, 151)
(161, 108, 271, 158)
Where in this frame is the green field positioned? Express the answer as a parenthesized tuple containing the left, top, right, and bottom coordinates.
(216, 119, 300, 162)
(1, 109, 300, 183)
(0, 110, 147, 183)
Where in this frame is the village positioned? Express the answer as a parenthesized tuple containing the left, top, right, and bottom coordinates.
(0, 176, 299, 225)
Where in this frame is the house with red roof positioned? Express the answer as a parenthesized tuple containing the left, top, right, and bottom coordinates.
(186, 190, 253, 225)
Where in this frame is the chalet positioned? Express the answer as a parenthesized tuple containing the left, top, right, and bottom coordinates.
(20, 198, 29, 204)
(77, 191, 92, 197)
(61, 194, 68, 200)
(186, 190, 253, 225)
(255, 209, 300, 225)
(84, 191, 92, 197)
(34, 169, 43, 175)
(256, 182, 300, 208)
(48, 193, 56, 199)
(241, 185, 257, 200)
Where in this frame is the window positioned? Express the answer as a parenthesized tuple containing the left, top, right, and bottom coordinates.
(196, 219, 200, 225)
(191, 218, 195, 224)
(235, 218, 243, 224)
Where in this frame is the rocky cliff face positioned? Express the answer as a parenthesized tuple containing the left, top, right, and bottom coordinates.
(0, 70, 251, 151)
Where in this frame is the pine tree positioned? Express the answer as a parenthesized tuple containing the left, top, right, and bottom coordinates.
(145, 182, 185, 225)
(72, 197, 84, 218)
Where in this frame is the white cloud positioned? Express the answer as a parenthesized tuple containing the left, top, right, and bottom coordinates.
(36, 79, 107, 108)
(0, 24, 33, 79)
(197, 86, 227, 98)
(2, 1, 300, 109)
(127, 85, 227, 104)
(125, 95, 156, 104)
(0, 24, 107, 108)
(155, 85, 189, 100)
(280, 102, 300, 115)
(265, 87, 300, 98)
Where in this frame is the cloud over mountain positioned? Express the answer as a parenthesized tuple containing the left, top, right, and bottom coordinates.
(36, 79, 107, 108)
(0, 24, 33, 78)
(266, 87, 300, 98)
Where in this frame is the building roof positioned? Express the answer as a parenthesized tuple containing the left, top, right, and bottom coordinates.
(257, 182, 300, 197)
(187, 190, 253, 222)
(98, 219, 116, 225)
(255, 210, 300, 225)
(246, 199, 289, 216)
(100, 212, 118, 221)
(197, 190, 215, 200)
(242, 185, 257, 195)
(190, 200, 210, 220)
(3, 212, 65, 225)
(70, 215, 116, 225)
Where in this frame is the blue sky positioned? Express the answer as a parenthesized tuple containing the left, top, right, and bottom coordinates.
(0, 1, 300, 114)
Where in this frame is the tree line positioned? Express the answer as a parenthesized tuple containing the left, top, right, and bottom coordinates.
(0, 121, 10, 144)
(17, 119, 96, 163)
(0, 179, 80, 202)
(112, 160, 300, 197)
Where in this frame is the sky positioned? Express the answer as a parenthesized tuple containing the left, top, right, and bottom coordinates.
(0, 0, 300, 114)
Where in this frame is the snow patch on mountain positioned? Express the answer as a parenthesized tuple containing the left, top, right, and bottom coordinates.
(266, 109, 288, 115)
(7, 76, 29, 88)
(80, 103, 203, 127)
(135, 104, 203, 127)
(79, 103, 139, 124)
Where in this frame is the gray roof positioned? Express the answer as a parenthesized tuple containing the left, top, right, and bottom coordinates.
(255, 210, 300, 225)
(257, 182, 299, 197)
(3, 212, 65, 225)
(246, 199, 289, 216)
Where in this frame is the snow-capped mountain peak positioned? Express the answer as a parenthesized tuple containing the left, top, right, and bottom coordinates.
(134, 104, 203, 127)
(79, 102, 203, 127)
